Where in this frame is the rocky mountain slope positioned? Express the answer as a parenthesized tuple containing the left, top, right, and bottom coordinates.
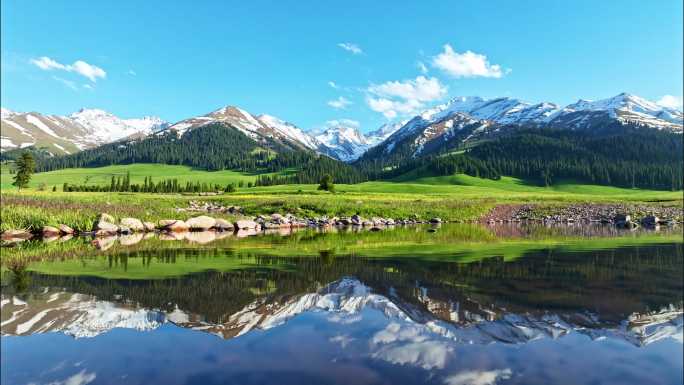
(1, 107, 168, 155)
(360, 93, 683, 161)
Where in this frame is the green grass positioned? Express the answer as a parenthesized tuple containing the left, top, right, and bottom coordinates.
(1, 163, 681, 233)
(0, 163, 282, 190)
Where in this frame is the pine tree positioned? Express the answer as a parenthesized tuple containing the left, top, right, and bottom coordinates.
(12, 152, 35, 190)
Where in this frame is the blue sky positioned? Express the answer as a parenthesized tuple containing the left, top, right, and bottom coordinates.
(2, 0, 682, 132)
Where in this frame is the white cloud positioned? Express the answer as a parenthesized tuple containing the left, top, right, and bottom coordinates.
(127, 69, 137, 76)
(83, 84, 94, 90)
(46, 369, 97, 385)
(30, 56, 106, 82)
(656, 95, 683, 109)
(338, 42, 363, 55)
(31, 56, 69, 71)
(328, 96, 352, 109)
(328, 81, 339, 89)
(444, 369, 513, 385)
(324, 119, 360, 129)
(52, 76, 77, 90)
(366, 75, 447, 119)
(417, 61, 428, 74)
(432, 44, 507, 78)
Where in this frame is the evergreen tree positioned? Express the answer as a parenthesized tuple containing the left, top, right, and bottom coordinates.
(318, 174, 335, 192)
(12, 152, 35, 190)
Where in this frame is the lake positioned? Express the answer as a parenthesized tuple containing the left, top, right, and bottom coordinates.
(1, 224, 682, 385)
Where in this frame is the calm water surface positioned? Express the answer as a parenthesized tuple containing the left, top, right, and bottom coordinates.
(1, 225, 682, 385)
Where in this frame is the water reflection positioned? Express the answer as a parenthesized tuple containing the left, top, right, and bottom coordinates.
(1, 237, 682, 385)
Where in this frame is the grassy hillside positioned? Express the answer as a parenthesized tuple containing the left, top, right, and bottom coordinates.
(0, 163, 296, 190)
(2, 162, 681, 201)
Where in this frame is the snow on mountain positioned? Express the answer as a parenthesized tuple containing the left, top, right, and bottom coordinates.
(0, 107, 169, 155)
(313, 125, 372, 162)
(365, 120, 407, 146)
(257, 114, 318, 150)
(70, 108, 169, 143)
(547, 93, 683, 131)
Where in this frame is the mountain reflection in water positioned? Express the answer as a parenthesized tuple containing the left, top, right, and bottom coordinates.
(1, 237, 682, 385)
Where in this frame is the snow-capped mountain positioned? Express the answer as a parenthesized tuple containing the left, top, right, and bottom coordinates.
(3, 278, 681, 348)
(362, 92, 683, 160)
(546, 92, 683, 131)
(313, 125, 372, 162)
(162, 106, 318, 151)
(162, 105, 404, 161)
(1, 107, 169, 155)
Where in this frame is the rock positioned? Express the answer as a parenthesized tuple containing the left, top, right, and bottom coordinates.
(94, 213, 118, 234)
(94, 220, 118, 235)
(641, 215, 659, 227)
(271, 213, 288, 224)
(186, 216, 216, 231)
(429, 218, 442, 224)
(158, 220, 189, 232)
(614, 214, 633, 228)
(1, 229, 32, 242)
(143, 222, 156, 232)
(235, 220, 259, 230)
(120, 217, 145, 232)
(213, 218, 234, 231)
(337, 218, 351, 226)
(351, 215, 362, 225)
(58, 224, 75, 235)
(97, 213, 116, 224)
(42, 226, 61, 237)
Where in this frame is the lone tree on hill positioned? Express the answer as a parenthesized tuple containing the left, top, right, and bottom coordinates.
(13, 152, 35, 190)
(318, 174, 335, 192)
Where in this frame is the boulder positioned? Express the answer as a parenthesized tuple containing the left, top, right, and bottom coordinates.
(213, 218, 234, 231)
(93, 212, 118, 234)
(118, 226, 132, 235)
(42, 226, 61, 237)
(186, 215, 216, 231)
(120, 217, 145, 232)
(158, 220, 189, 232)
(351, 214, 362, 225)
(97, 213, 116, 224)
(235, 220, 259, 230)
(614, 214, 633, 228)
(641, 215, 659, 227)
(58, 224, 75, 234)
(337, 218, 351, 226)
(143, 222, 156, 232)
(271, 213, 287, 224)
(94, 220, 118, 235)
(1, 229, 32, 242)
(429, 217, 442, 224)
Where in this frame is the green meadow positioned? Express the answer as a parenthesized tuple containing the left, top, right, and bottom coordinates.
(1, 163, 681, 233)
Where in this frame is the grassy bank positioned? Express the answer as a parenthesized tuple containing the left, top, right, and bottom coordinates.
(1, 163, 681, 233)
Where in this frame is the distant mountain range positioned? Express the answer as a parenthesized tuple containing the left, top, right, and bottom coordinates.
(1, 107, 168, 155)
(4, 92, 680, 160)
